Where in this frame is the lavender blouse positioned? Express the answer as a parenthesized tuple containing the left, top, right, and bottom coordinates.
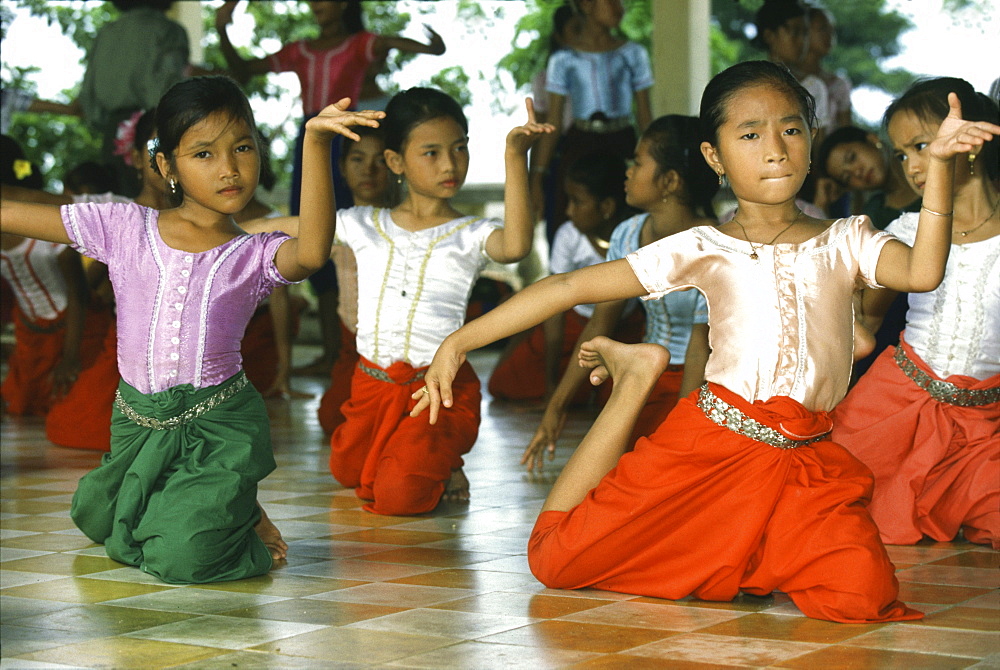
(61, 202, 293, 393)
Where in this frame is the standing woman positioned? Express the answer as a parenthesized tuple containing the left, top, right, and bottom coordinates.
(529, 0, 653, 246)
(832, 78, 1000, 549)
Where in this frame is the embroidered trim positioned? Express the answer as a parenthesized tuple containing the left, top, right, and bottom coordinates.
(696, 384, 830, 449)
(114, 372, 249, 430)
(358, 360, 426, 385)
(195, 236, 252, 387)
(893, 346, 1000, 407)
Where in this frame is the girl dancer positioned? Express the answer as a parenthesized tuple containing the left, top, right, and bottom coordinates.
(0, 76, 382, 583)
(415, 61, 999, 622)
(523, 115, 718, 471)
(832, 77, 1000, 549)
(329, 88, 551, 515)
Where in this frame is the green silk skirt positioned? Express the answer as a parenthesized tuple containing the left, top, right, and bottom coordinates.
(70, 373, 275, 584)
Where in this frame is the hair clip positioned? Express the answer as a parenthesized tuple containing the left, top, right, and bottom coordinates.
(147, 137, 160, 163)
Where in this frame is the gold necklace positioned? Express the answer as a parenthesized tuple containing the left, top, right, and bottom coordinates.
(731, 210, 803, 261)
(954, 198, 999, 238)
(591, 236, 611, 250)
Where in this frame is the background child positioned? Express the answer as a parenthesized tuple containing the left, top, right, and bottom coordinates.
(327, 88, 551, 516)
(415, 61, 998, 623)
(0, 76, 382, 584)
(522, 114, 718, 472)
(832, 77, 1000, 549)
(316, 126, 394, 434)
(801, 6, 852, 130)
(488, 151, 641, 404)
(529, 0, 653, 245)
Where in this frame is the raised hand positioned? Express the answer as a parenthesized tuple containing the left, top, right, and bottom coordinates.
(521, 405, 568, 472)
(410, 341, 467, 425)
(929, 92, 1000, 163)
(424, 25, 446, 55)
(306, 98, 385, 143)
(507, 98, 556, 156)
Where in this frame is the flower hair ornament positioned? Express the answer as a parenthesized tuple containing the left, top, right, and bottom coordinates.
(12, 159, 33, 181)
(113, 110, 145, 167)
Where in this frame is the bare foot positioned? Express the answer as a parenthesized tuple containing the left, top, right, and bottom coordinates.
(578, 336, 670, 389)
(255, 503, 288, 561)
(441, 468, 470, 503)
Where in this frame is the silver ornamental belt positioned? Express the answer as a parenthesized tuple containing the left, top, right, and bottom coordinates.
(358, 360, 426, 385)
(893, 347, 1000, 407)
(114, 372, 249, 430)
(697, 385, 830, 449)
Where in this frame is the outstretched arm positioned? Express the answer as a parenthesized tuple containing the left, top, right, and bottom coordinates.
(375, 26, 446, 58)
(273, 99, 384, 283)
(0, 200, 71, 244)
(486, 98, 555, 263)
(875, 93, 1000, 292)
(215, 0, 273, 83)
(413, 259, 647, 424)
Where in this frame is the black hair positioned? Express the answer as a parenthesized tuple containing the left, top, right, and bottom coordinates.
(883, 77, 1000, 182)
(564, 152, 632, 217)
(0, 134, 44, 189)
(152, 76, 259, 201)
(700, 60, 816, 145)
(257, 133, 276, 192)
(753, 0, 806, 51)
(642, 115, 719, 218)
(343, 1, 364, 34)
(382, 87, 468, 154)
(133, 108, 157, 152)
(546, 4, 576, 61)
(816, 125, 872, 179)
(63, 162, 116, 195)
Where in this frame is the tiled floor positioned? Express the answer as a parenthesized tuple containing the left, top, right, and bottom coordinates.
(2, 348, 998, 669)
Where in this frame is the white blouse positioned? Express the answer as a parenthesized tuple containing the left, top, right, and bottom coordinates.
(336, 206, 502, 368)
(627, 216, 893, 411)
(887, 212, 1000, 380)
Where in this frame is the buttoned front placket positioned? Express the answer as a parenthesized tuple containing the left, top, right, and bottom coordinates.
(162, 253, 194, 387)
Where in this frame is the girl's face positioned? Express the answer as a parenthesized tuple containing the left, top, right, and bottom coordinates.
(887, 109, 940, 195)
(392, 116, 469, 199)
(580, 0, 624, 29)
(808, 12, 834, 57)
(702, 85, 812, 205)
(309, 1, 346, 28)
(764, 17, 807, 65)
(624, 139, 661, 209)
(564, 179, 609, 234)
(342, 135, 389, 206)
(825, 139, 886, 191)
(162, 111, 259, 214)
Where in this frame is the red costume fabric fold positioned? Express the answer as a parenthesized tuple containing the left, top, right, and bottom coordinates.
(528, 383, 922, 624)
(330, 356, 480, 515)
(833, 338, 999, 548)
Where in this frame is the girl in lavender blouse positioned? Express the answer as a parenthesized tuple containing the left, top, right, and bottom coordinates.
(0, 76, 384, 584)
(413, 61, 999, 623)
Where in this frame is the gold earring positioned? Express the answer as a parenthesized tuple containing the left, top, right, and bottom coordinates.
(169, 179, 177, 195)
(396, 175, 403, 185)
(969, 153, 977, 176)
(717, 172, 723, 186)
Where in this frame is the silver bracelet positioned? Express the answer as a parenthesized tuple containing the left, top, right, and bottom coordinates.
(921, 205, 953, 217)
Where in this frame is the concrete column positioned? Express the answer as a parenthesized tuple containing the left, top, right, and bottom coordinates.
(168, 1, 204, 65)
(650, 0, 711, 116)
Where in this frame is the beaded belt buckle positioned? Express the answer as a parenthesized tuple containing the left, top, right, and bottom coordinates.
(114, 372, 249, 430)
(358, 360, 426, 386)
(696, 385, 830, 449)
(893, 347, 1000, 407)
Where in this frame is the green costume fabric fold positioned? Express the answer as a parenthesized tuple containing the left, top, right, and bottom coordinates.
(70, 373, 275, 584)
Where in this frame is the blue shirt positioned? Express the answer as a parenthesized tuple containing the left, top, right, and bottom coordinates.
(546, 42, 653, 121)
(608, 214, 708, 364)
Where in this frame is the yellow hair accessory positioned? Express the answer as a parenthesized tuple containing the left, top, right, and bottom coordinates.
(13, 159, 33, 181)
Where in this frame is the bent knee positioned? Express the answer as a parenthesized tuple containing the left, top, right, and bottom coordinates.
(369, 473, 444, 516)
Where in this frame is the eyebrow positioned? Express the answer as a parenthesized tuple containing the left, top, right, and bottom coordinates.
(185, 134, 254, 150)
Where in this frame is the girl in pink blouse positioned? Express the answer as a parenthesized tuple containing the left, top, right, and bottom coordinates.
(0, 76, 383, 584)
(413, 61, 999, 623)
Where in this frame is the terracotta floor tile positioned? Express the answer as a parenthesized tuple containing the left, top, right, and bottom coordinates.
(912, 606, 1000, 632)
(844, 623, 999, 659)
(897, 580, 994, 605)
(1, 532, 97, 553)
(346, 606, 533, 639)
(0, 551, 121, 577)
(384, 639, 599, 669)
(430, 592, 611, 619)
(896, 564, 1000, 589)
(1, 576, 171, 604)
(773, 644, 978, 669)
(625, 631, 824, 666)
(296, 509, 420, 527)
(172, 649, 368, 669)
(305, 581, 473, 608)
(331, 528, 457, 545)
(223, 599, 407, 626)
(283, 557, 436, 581)
(929, 551, 1000, 569)
(696, 612, 882, 644)
(631, 593, 781, 613)
(477, 619, 676, 653)
(250, 626, 454, 664)
(0, 499, 70, 515)
(962, 590, 1000, 610)
(568, 654, 730, 669)
(123, 613, 325, 650)
(12, 603, 195, 636)
(16, 636, 226, 669)
(388, 567, 536, 592)
(283, 538, 390, 560)
(196, 573, 367, 597)
(562, 600, 749, 632)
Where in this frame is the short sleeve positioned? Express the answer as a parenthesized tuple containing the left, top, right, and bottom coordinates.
(546, 51, 571, 97)
(692, 290, 709, 324)
(60, 201, 142, 264)
(267, 41, 301, 74)
(852, 215, 898, 289)
(357, 31, 378, 66)
(259, 232, 300, 289)
(884, 211, 918, 246)
(477, 218, 504, 262)
(624, 42, 653, 92)
(625, 230, 698, 300)
(549, 222, 579, 275)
